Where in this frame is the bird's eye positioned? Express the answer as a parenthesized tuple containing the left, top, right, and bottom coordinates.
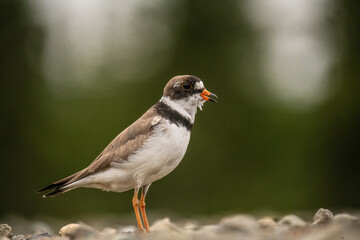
(181, 82, 192, 90)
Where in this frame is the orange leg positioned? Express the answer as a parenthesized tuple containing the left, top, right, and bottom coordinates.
(132, 188, 144, 231)
(140, 184, 151, 232)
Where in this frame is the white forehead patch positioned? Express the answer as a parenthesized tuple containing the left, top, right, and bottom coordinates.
(194, 81, 205, 90)
(173, 81, 181, 88)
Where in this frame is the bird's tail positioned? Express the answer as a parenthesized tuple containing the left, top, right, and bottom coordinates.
(37, 173, 78, 198)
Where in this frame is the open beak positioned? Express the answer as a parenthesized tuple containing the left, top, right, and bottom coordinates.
(200, 89, 218, 103)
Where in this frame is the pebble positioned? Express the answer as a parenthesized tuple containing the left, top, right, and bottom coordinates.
(219, 214, 258, 233)
(101, 227, 117, 235)
(278, 215, 307, 228)
(258, 217, 277, 229)
(334, 213, 359, 224)
(59, 223, 98, 238)
(0, 224, 12, 238)
(313, 208, 334, 225)
(118, 225, 137, 234)
(10, 235, 25, 240)
(151, 218, 182, 233)
(149, 218, 187, 240)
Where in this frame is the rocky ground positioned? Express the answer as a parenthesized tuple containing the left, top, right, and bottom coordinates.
(1, 209, 360, 240)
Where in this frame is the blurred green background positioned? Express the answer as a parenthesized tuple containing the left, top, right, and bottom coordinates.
(1, 0, 359, 220)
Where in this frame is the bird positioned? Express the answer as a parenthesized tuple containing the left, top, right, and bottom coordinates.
(38, 75, 217, 232)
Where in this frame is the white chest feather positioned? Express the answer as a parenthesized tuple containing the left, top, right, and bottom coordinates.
(128, 120, 191, 186)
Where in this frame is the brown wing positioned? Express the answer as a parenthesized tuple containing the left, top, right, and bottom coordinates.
(38, 106, 160, 196)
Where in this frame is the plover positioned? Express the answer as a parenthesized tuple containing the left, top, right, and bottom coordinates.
(38, 75, 217, 232)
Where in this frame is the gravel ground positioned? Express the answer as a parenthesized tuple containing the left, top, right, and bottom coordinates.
(1, 209, 360, 240)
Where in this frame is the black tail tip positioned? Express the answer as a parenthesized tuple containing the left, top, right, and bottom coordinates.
(37, 186, 65, 198)
(38, 184, 55, 193)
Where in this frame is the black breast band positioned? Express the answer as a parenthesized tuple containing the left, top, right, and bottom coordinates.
(154, 101, 193, 131)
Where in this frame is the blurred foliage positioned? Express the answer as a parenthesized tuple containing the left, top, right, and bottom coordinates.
(0, 0, 359, 220)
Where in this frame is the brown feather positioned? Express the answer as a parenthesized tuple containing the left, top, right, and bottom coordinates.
(38, 106, 160, 194)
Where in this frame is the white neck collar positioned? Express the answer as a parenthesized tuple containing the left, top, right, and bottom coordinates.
(160, 96, 197, 124)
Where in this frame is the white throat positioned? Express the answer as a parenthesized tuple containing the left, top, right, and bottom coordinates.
(160, 96, 199, 124)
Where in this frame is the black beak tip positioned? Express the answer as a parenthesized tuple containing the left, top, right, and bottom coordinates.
(209, 93, 218, 103)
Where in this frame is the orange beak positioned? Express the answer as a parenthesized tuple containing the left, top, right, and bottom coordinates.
(200, 89, 218, 102)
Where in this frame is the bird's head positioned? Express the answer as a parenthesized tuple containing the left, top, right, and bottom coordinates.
(162, 75, 217, 112)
